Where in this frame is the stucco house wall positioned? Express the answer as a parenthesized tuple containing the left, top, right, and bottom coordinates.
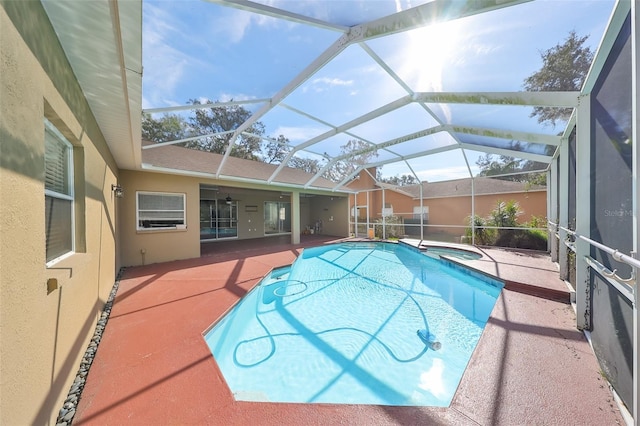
(118, 170, 201, 266)
(1, 3, 119, 424)
(308, 195, 349, 236)
(351, 188, 418, 219)
(423, 191, 547, 226)
(118, 170, 350, 266)
(347, 170, 547, 240)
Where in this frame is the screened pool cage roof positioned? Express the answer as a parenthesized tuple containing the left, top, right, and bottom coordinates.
(42, 0, 623, 193)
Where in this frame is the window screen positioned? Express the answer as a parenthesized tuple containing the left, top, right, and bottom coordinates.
(137, 192, 186, 229)
(44, 119, 74, 263)
(589, 12, 633, 413)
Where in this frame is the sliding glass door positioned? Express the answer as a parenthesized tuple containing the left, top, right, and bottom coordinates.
(200, 199, 238, 241)
(264, 201, 291, 235)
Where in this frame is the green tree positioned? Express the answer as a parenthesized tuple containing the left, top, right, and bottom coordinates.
(186, 99, 265, 160)
(523, 30, 594, 126)
(476, 31, 593, 184)
(141, 112, 188, 143)
(377, 172, 419, 186)
(289, 156, 321, 174)
(324, 139, 378, 182)
(476, 141, 549, 185)
(488, 200, 522, 228)
(263, 134, 290, 164)
(476, 152, 523, 179)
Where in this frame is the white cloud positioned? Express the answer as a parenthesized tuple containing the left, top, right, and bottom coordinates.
(270, 126, 326, 142)
(218, 93, 263, 103)
(215, 10, 252, 44)
(308, 77, 354, 93)
(316, 77, 353, 86)
(416, 165, 476, 183)
(211, 7, 282, 44)
(143, 2, 210, 107)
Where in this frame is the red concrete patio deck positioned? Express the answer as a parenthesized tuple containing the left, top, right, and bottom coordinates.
(74, 236, 626, 425)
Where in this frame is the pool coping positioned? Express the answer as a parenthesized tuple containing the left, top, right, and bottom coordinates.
(70, 236, 626, 425)
(202, 241, 502, 406)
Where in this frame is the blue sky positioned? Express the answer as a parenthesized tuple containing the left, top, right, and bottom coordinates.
(142, 0, 616, 183)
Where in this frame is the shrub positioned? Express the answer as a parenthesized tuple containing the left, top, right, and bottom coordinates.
(488, 200, 521, 228)
(374, 215, 404, 239)
(465, 214, 496, 245)
(495, 228, 548, 250)
(527, 215, 547, 229)
(465, 200, 548, 251)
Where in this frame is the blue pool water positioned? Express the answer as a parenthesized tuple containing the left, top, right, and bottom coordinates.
(204, 242, 502, 406)
(420, 246, 482, 260)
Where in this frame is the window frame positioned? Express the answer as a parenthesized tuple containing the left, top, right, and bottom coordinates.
(413, 206, 429, 221)
(44, 118, 75, 266)
(136, 191, 187, 231)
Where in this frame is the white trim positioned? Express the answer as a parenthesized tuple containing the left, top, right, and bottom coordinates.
(44, 118, 75, 263)
(45, 250, 75, 268)
(202, 0, 348, 32)
(632, 3, 640, 423)
(136, 191, 186, 231)
(413, 91, 580, 107)
(584, 256, 634, 302)
(140, 163, 354, 194)
(44, 189, 73, 202)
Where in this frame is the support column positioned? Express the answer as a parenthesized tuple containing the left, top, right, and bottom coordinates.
(419, 184, 424, 241)
(382, 188, 386, 240)
(291, 190, 300, 244)
(366, 191, 370, 234)
(558, 132, 570, 281)
(549, 158, 559, 262)
(631, 0, 639, 420)
(354, 193, 358, 237)
(471, 177, 475, 246)
(575, 93, 591, 330)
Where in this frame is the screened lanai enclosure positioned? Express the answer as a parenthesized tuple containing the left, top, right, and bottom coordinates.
(40, 0, 639, 421)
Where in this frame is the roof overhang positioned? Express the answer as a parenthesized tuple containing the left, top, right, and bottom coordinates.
(41, 0, 143, 170)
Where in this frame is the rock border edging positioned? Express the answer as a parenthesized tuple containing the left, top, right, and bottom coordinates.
(55, 268, 125, 426)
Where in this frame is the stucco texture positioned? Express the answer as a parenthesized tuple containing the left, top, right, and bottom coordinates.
(1, 2, 118, 424)
(118, 170, 349, 267)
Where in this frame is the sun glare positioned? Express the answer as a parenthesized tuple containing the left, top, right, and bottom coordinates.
(400, 21, 462, 92)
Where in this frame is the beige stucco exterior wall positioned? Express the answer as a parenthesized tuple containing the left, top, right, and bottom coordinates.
(349, 180, 547, 240)
(308, 195, 349, 236)
(1, 3, 119, 424)
(119, 170, 350, 266)
(118, 170, 200, 266)
(349, 190, 413, 220)
(352, 187, 546, 225)
(424, 191, 547, 226)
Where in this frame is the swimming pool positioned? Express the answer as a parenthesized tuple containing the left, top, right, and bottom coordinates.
(204, 242, 502, 406)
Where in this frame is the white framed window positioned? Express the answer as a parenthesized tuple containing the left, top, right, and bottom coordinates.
(45, 118, 74, 264)
(382, 203, 393, 217)
(413, 206, 429, 221)
(137, 191, 186, 230)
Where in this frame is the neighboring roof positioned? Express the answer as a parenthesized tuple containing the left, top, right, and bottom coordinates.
(400, 177, 546, 199)
(141, 143, 340, 191)
(375, 181, 416, 198)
